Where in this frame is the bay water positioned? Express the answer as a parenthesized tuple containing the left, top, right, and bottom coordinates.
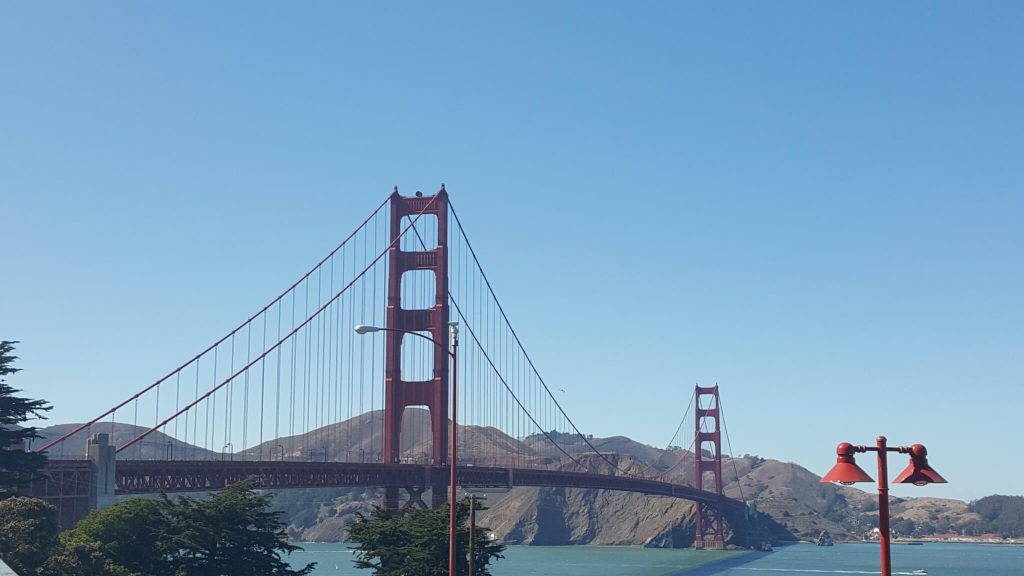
(289, 541, 1024, 575)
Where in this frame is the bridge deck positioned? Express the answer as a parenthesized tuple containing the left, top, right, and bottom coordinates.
(114, 460, 744, 510)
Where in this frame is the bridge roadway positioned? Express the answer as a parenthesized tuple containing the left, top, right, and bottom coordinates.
(110, 460, 744, 510)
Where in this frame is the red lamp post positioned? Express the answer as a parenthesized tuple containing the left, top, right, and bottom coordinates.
(822, 437, 946, 576)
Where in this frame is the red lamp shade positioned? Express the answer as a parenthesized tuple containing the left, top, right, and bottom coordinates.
(821, 442, 873, 485)
(894, 444, 946, 486)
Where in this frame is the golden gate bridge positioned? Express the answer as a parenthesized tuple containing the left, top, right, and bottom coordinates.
(29, 186, 747, 549)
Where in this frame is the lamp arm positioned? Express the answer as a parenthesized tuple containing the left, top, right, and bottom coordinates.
(855, 445, 913, 454)
(374, 327, 456, 359)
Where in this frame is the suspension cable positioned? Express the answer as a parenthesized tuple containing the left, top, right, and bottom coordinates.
(446, 202, 641, 477)
(39, 195, 391, 454)
(117, 195, 438, 453)
(718, 391, 747, 504)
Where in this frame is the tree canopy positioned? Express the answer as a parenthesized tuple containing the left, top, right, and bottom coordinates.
(168, 481, 314, 576)
(968, 495, 1024, 538)
(348, 499, 505, 576)
(0, 341, 51, 496)
(0, 496, 59, 575)
(52, 498, 175, 576)
(43, 480, 315, 576)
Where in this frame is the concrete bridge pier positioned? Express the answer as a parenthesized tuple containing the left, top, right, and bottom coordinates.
(87, 433, 117, 509)
(28, 432, 116, 529)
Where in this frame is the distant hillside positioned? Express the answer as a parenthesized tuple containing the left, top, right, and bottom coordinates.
(35, 422, 216, 460)
(254, 413, 789, 546)
(265, 415, 991, 545)
(964, 495, 1024, 538)
(242, 408, 536, 465)
(38, 412, 995, 546)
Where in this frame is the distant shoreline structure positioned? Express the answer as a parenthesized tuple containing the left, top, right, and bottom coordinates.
(835, 537, 1024, 546)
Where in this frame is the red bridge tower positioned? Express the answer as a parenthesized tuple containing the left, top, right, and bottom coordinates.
(694, 384, 725, 549)
(383, 187, 451, 510)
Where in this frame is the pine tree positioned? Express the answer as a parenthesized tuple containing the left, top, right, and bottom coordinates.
(349, 500, 506, 576)
(0, 341, 51, 497)
(169, 480, 315, 576)
(0, 496, 59, 574)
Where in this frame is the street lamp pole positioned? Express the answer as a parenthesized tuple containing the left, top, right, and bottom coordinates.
(822, 437, 945, 576)
(469, 494, 476, 576)
(355, 322, 460, 576)
(448, 324, 459, 576)
(466, 493, 487, 576)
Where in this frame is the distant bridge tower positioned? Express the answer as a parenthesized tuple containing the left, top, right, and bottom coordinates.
(694, 384, 725, 549)
(383, 187, 451, 510)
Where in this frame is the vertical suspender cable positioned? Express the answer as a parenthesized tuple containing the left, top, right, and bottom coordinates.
(242, 324, 250, 455)
(371, 210, 380, 460)
(227, 335, 234, 451)
(133, 397, 140, 459)
(342, 241, 350, 448)
(275, 300, 282, 449)
(314, 268, 322, 453)
(259, 312, 267, 460)
(359, 222, 368, 458)
(303, 281, 310, 451)
(208, 348, 218, 457)
(174, 372, 180, 447)
(347, 239, 356, 451)
(289, 292, 296, 456)
(329, 255, 338, 454)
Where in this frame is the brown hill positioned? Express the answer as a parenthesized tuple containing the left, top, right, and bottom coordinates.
(38, 413, 982, 546)
(890, 497, 981, 535)
(479, 487, 700, 546)
(258, 414, 784, 546)
(266, 414, 981, 545)
(242, 409, 536, 465)
(35, 423, 215, 460)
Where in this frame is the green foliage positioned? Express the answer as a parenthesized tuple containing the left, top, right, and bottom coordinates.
(740, 454, 765, 467)
(891, 518, 916, 537)
(53, 498, 175, 576)
(44, 480, 314, 576)
(169, 481, 314, 576)
(0, 496, 59, 575)
(348, 500, 505, 576)
(968, 495, 1024, 538)
(0, 341, 51, 496)
(44, 536, 138, 576)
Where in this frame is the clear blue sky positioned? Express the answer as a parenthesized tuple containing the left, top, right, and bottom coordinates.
(2, 3, 1021, 501)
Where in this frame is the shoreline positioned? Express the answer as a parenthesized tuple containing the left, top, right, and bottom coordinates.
(831, 539, 1023, 546)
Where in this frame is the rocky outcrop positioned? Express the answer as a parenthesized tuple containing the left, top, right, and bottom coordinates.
(480, 486, 699, 546)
